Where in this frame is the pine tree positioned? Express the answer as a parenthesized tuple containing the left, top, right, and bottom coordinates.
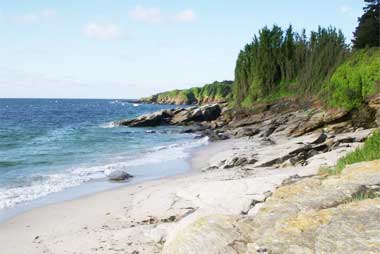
(352, 0, 380, 48)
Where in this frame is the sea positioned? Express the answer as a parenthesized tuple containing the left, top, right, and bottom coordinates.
(0, 99, 208, 221)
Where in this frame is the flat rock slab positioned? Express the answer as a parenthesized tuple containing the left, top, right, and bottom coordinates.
(163, 160, 380, 254)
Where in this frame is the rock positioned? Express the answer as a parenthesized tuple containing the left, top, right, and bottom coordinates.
(233, 127, 260, 138)
(229, 112, 268, 128)
(223, 157, 248, 169)
(261, 122, 279, 137)
(376, 109, 380, 128)
(260, 138, 276, 146)
(180, 126, 207, 134)
(200, 104, 222, 121)
(291, 109, 348, 137)
(170, 110, 191, 125)
(118, 109, 173, 127)
(327, 121, 352, 134)
(170, 105, 222, 125)
(368, 93, 380, 109)
(163, 160, 380, 254)
(259, 143, 330, 167)
(310, 131, 327, 145)
(247, 160, 380, 253)
(107, 171, 133, 181)
(118, 104, 221, 127)
(200, 129, 229, 142)
(161, 215, 253, 254)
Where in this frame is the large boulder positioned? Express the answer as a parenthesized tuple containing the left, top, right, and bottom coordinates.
(118, 109, 173, 127)
(171, 105, 222, 125)
(200, 104, 222, 121)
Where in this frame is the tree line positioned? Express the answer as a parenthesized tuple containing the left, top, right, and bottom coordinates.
(233, 0, 379, 108)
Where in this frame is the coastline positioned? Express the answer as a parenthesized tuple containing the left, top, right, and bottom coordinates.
(0, 135, 209, 224)
(0, 127, 372, 254)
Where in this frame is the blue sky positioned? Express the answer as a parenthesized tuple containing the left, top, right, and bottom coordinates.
(0, 0, 364, 98)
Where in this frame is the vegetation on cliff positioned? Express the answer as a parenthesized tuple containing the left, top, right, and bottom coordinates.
(233, 25, 348, 107)
(323, 48, 380, 110)
(233, 0, 379, 109)
(144, 80, 233, 105)
(142, 1, 379, 110)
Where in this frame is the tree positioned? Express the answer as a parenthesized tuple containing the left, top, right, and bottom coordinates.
(352, 0, 380, 48)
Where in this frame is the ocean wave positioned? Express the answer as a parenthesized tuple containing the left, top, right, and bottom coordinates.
(99, 121, 118, 129)
(0, 137, 209, 210)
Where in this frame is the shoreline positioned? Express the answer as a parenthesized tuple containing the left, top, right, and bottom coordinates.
(0, 136, 210, 224)
(0, 127, 372, 253)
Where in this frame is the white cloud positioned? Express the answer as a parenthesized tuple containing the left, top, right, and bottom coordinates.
(339, 5, 356, 17)
(41, 8, 57, 18)
(174, 9, 196, 22)
(129, 5, 163, 24)
(83, 22, 123, 41)
(129, 5, 196, 24)
(340, 5, 351, 14)
(14, 8, 57, 23)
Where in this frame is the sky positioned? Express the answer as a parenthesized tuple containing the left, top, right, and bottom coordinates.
(0, 0, 365, 99)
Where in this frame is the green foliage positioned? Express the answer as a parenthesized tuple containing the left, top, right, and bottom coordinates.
(322, 131, 380, 175)
(233, 25, 348, 108)
(298, 27, 348, 93)
(352, 0, 380, 49)
(152, 81, 233, 104)
(323, 48, 380, 110)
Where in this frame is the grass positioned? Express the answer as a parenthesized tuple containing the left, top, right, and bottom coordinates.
(320, 131, 380, 175)
(344, 191, 380, 204)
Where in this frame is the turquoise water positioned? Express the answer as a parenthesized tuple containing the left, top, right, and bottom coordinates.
(0, 99, 207, 213)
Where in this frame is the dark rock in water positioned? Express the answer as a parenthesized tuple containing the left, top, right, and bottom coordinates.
(118, 104, 222, 128)
(118, 109, 173, 127)
(146, 130, 156, 134)
(108, 171, 133, 181)
(181, 128, 195, 134)
(180, 126, 208, 134)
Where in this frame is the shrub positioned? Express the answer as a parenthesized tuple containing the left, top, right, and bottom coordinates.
(323, 48, 380, 110)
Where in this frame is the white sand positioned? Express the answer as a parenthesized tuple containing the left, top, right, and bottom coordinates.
(0, 129, 373, 254)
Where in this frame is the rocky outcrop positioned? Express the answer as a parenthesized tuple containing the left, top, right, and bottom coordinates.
(117, 96, 378, 144)
(118, 104, 223, 127)
(162, 160, 380, 254)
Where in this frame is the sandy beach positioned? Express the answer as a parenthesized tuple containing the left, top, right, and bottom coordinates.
(0, 127, 372, 254)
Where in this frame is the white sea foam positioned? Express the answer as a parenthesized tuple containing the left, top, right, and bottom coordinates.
(0, 137, 209, 210)
(99, 121, 118, 129)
